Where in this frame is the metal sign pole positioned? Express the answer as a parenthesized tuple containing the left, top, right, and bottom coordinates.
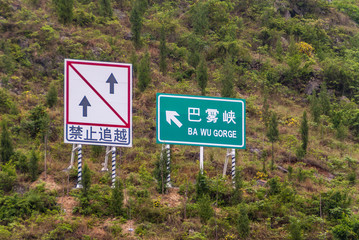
(76, 144, 83, 188)
(68, 144, 77, 169)
(102, 146, 111, 171)
(111, 147, 116, 188)
(200, 146, 204, 174)
(231, 149, 236, 182)
(222, 149, 230, 178)
(165, 144, 171, 187)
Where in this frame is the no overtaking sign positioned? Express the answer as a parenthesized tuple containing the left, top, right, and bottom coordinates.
(64, 59, 132, 147)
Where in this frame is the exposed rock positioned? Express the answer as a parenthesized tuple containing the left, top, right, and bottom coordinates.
(305, 79, 321, 95)
(250, 148, 262, 157)
(114, 9, 127, 20)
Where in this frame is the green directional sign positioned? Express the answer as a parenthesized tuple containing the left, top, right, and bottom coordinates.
(156, 93, 246, 148)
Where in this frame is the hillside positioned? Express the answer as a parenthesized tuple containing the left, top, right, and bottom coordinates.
(2, 0, 359, 239)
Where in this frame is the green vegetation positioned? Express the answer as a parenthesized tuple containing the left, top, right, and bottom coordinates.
(3, 0, 359, 238)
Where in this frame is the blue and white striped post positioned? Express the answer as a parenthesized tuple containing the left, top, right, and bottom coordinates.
(231, 149, 236, 183)
(165, 144, 171, 187)
(111, 147, 116, 188)
(76, 144, 83, 188)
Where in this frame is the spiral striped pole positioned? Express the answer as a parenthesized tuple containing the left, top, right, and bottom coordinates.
(76, 144, 83, 188)
(165, 144, 171, 187)
(200, 146, 204, 174)
(111, 147, 116, 188)
(231, 149, 236, 183)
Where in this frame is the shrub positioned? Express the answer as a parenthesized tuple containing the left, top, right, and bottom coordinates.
(198, 194, 213, 223)
(138, 51, 151, 92)
(0, 162, 16, 192)
(153, 150, 169, 194)
(237, 204, 250, 239)
(23, 105, 49, 138)
(46, 82, 58, 108)
(289, 217, 303, 240)
(196, 171, 209, 199)
(0, 121, 13, 164)
(29, 150, 39, 182)
(99, 0, 113, 18)
(0, 88, 14, 114)
(196, 56, 208, 96)
(53, 0, 74, 24)
(111, 179, 124, 216)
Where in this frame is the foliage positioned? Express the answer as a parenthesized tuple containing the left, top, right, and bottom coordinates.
(46, 82, 58, 108)
(299, 111, 309, 155)
(267, 112, 279, 170)
(198, 194, 213, 223)
(0, 184, 58, 225)
(28, 150, 39, 182)
(53, 0, 74, 24)
(221, 56, 235, 98)
(322, 190, 351, 220)
(332, 216, 359, 240)
(138, 51, 151, 92)
(232, 169, 243, 205)
(196, 171, 209, 199)
(289, 217, 303, 240)
(153, 149, 169, 194)
(82, 163, 91, 197)
(309, 90, 321, 124)
(99, 0, 113, 18)
(0, 88, 14, 114)
(237, 204, 250, 239)
(196, 55, 208, 95)
(0, 121, 13, 164)
(190, 1, 209, 36)
(130, 1, 143, 49)
(159, 25, 167, 75)
(22, 105, 49, 139)
(0, 162, 16, 192)
(111, 179, 124, 216)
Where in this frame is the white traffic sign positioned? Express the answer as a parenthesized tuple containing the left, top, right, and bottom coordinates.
(64, 59, 132, 147)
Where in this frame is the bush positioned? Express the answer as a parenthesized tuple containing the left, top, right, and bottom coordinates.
(153, 150, 169, 194)
(0, 121, 13, 164)
(111, 179, 124, 216)
(53, 0, 74, 24)
(0, 162, 16, 192)
(22, 105, 49, 138)
(237, 204, 250, 239)
(198, 194, 213, 224)
(29, 150, 39, 182)
(196, 171, 209, 199)
(46, 82, 58, 108)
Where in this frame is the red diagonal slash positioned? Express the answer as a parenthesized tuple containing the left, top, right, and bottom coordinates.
(69, 63, 129, 127)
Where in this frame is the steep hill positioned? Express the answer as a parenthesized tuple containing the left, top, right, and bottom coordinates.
(2, 0, 359, 239)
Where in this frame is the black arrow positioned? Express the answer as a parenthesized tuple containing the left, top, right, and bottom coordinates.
(106, 73, 118, 94)
(79, 96, 91, 117)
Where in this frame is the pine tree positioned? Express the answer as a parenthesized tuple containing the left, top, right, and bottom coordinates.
(221, 56, 234, 98)
(159, 25, 167, 75)
(99, 0, 113, 18)
(319, 83, 330, 116)
(82, 164, 91, 197)
(29, 150, 39, 181)
(198, 194, 213, 223)
(153, 149, 169, 194)
(232, 169, 243, 204)
(196, 56, 208, 96)
(196, 171, 209, 199)
(262, 95, 270, 129)
(267, 112, 279, 170)
(300, 111, 309, 154)
(111, 179, 124, 216)
(130, 2, 143, 49)
(138, 51, 151, 92)
(46, 82, 58, 108)
(289, 217, 303, 240)
(309, 90, 320, 124)
(53, 0, 74, 24)
(237, 204, 250, 239)
(191, 1, 209, 35)
(0, 121, 13, 164)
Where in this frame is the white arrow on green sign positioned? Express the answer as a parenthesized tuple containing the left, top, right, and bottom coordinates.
(156, 93, 246, 148)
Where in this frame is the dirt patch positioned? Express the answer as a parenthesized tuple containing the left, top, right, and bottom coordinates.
(58, 196, 77, 218)
(122, 219, 136, 237)
(161, 187, 182, 208)
(30, 172, 62, 191)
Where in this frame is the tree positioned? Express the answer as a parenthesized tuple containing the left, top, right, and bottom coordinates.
(191, 1, 209, 35)
(232, 169, 243, 204)
(29, 150, 39, 181)
(159, 25, 167, 75)
(221, 56, 234, 98)
(309, 90, 320, 124)
(196, 56, 208, 95)
(289, 217, 303, 240)
(0, 121, 13, 164)
(198, 194, 213, 223)
(111, 179, 124, 216)
(99, 0, 113, 18)
(237, 204, 250, 239)
(153, 149, 169, 194)
(267, 112, 279, 170)
(53, 0, 74, 24)
(319, 83, 330, 116)
(138, 51, 151, 92)
(130, 2, 143, 49)
(46, 82, 58, 108)
(82, 164, 91, 197)
(300, 111, 309, 154)
(196, 171, 209, 199)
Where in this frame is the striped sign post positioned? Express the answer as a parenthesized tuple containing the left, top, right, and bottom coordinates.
(76, 144, 83, 188)
(111, 147, 116, 188)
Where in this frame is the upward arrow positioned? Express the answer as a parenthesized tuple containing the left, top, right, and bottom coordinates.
(79, 96, 91, 117)
(106, 73, 118, 94)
